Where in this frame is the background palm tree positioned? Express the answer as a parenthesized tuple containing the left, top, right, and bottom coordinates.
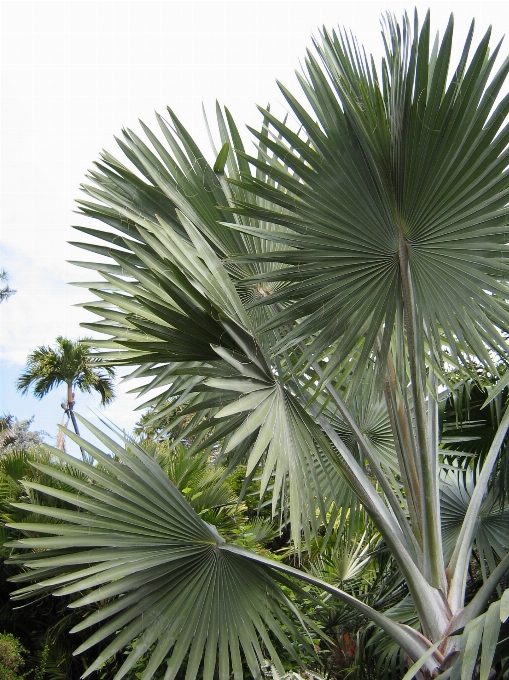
(0, 269, 16, 303)
(16, 336, 115, 460)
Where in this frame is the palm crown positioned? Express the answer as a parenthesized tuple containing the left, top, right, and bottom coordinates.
(17, 336, 115, 406)
(7, 10, 509, 680)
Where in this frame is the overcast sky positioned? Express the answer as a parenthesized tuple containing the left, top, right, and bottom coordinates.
(2, 0, 509, 453)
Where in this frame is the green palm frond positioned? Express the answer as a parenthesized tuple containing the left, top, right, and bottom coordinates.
(70, 102, 298, 378)
(440, 376, 509, 508)
(73, 194, 348, 548)
(311, 530, 379, 586)
(441, 466, 509, 568)
(7, 417, 316, 680)
(227, 11, 509, 378)
(328, 363, 398, 476)
(131, 320, 347, 551)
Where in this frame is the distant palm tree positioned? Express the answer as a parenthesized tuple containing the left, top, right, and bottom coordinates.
(16, 336, 115, 460)
(0, 269, 16, 303)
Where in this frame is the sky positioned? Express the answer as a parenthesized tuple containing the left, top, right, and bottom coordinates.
(2, 0, 509, 455)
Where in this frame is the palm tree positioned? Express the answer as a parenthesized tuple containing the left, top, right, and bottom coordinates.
(7, 10, 509, 679)
(0, 269, 16, 303)
(16, 336, 115, 460)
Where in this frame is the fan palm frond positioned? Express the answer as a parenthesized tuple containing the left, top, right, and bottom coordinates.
(7, 418, 320, 680)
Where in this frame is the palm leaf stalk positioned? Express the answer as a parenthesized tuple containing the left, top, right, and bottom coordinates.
(7, 9, 509, 678)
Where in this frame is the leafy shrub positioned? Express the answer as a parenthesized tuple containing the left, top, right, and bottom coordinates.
(0, 632, 26, 680)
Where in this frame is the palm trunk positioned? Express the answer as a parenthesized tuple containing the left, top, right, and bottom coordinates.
(67, 384, 88, 463)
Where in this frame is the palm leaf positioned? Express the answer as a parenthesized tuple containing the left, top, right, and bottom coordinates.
(227, 11, 509, 377)
(440, 467, 509, 570)
(74, 178, 349, 548)
(7, 417, 315, 680)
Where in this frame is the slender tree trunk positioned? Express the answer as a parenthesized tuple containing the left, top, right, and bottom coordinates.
(66, 384, 88, 463)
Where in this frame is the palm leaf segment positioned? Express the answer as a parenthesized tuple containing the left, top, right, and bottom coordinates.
(228, 11, 509, 376)
(71, 104, 280, 367)
(7, 418, 315, 680)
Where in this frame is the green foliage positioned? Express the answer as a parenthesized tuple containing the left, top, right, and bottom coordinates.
(7, 418, 318, 680)
(0, 633, 26, 680)
(143, 438, 262, 540)
(0, 415, 46, 457)
(0, 447, 118, 679)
